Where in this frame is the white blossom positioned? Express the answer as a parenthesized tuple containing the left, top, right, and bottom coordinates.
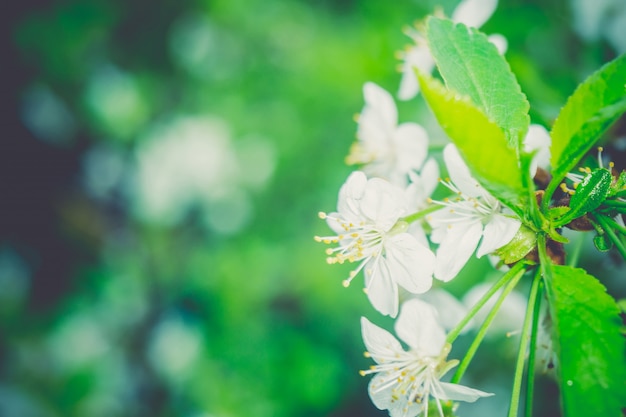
(428, 145, 520, 282)
(360, 299, 493, 417)
(316, 171, 435, 317)
(398, 0, 505, 101)
(346, 82, 430, 186)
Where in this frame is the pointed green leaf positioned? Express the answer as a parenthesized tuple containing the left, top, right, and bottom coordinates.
(425, 17, 530, 148)
(417, 71, 526, 210)
(550, 53, 626, 179)
(556, 168, 612, 227)
(544, 265, 626, 416)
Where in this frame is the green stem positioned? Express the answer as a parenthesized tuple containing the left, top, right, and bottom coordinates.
(537, 233, 554, 281)
(520, 154, 542, 229)
(446, 262, 528, 344)
(402, 204, 444, 223)
(542, 175, 563, 212)
(593, 214, 626, 260)
(450, 265, 528, 384)
(524, 273, 544, 417)
(601, 215, 626, 235)
(601, 199, 626, 208)
(508, 269, 542, 417)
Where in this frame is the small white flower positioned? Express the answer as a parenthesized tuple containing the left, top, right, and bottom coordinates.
(451, 0, 499, 28)
(398, 0, 506, 101)
(360, 299, 493, 417)
(346, 82, 430, 186)
(428, 145, 521, 282)
(316, 171, 435, 317)
(523, 124, 551, 176)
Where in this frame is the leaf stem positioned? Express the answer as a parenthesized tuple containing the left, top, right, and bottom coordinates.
(592, 214, 626, 260)
(524, 273, 544, 417)
(446, 261, 528, 344)
(537, 233, 554, 281)
(601, 199, 626, 209)
(600, 214, 626, 235)
(450, 265, 527, 384)
(402, 204, 444, 223)
(508, 268, 542, 417)
(542, 176, 563, 213)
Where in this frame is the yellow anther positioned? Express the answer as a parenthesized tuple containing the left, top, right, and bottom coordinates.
(342, 279, 350, 287)
(364, 351, 371, 358)
(318, 212, 327, 219)
(314, 236, 322, 242)
(325, 248, 334, 255)
(359, 370, 366, 376)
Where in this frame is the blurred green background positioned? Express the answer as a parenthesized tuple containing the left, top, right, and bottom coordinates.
(1, 0, 625, 416)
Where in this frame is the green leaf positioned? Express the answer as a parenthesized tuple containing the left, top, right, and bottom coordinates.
(550, 53, 626, 180)
(425, 17, 530, 148)
(417, 71, 526, 211)
(555, 168, 612, 227)
(544, 265, 626, 416)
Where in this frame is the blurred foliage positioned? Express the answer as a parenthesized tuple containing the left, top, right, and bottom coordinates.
(1, 0, 624, 416)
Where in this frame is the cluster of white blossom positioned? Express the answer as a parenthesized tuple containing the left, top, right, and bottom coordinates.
(314, 1, 546, 416)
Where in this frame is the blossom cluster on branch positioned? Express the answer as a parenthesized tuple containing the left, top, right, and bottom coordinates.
(315, 0, 626, 416)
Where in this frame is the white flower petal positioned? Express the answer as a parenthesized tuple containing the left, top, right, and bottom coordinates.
(360, 317, 404, 363)
(385, 233, 434, 294)
(365, 257, 399, 317)
(369, 375, 421, 416)
(395, 299, 445, 355)
(420, 158, 440, 198)
(337, 171, 367, 219)
(405, 159, 439, 211)
(418, 288, 468, 332)
(398, 45, 436, 101)
(443, 144, 483, 198)
(476, 214, 520, 257)
(488, 33, 508, 54)
(362, 82, 398, 133)
(452, 0, 498, 28)
(393, 123, 429, 173)
(434, 220, 483, 281)
(360, 178, 406, 230)
(523, 124, 551, 175)
(436, 381, 494, 402)
(463, 282, 527, 337)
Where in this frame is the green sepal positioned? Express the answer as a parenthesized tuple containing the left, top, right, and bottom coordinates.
(555, 168, 612, 227)
(548, 206, 570, 220)
(495, 224, 537, 264)
(609, 171, 626, 197)
(593, 233, 613, 252)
